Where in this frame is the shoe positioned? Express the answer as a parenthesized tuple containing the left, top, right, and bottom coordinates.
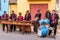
(6, 31, 8, 33)
(53, 35, 55, 39)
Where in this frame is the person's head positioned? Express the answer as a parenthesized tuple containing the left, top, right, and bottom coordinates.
(42, 22, 46, 25)
(4, 11, 6, 14)
(19, 12, 21, 16)
(47, 10, 50, 12)
(12, 11, 14, 14)
(52, 10, 55, 14)
(26, 10, 29, 14)
(37, 9, 41, 12)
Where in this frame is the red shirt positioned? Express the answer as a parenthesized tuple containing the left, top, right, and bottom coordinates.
(17, 16, 23, 21)
(52, 14, 55, 24)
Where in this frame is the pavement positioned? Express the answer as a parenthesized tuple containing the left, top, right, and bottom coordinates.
(0, 24, 60, 40)
(0, 30, 60, 40)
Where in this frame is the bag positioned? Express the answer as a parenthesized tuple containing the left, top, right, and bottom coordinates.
(37, 27, 41, 36)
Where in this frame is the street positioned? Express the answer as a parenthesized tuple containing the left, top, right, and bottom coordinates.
(0, 30, 60, 40)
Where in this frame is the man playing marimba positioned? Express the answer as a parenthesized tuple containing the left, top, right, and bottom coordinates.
(1, 11, 9, 32)
(10, 11, 17, 32)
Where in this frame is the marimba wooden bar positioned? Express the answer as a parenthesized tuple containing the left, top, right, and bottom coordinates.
(0, 20, 32, 34)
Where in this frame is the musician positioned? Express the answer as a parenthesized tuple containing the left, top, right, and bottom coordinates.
(24, 10, 31, 21)
(34, 9, 41, 33)
(17, 13, 23, 21)
(24, 10, 31, 33)
(17, 13, 23, 31)
(35, 9, 41, 20)
(10, 11, 17, 32)
(1, 11, 9, 32)
(48, 10, 59, 37)
(45, 10, 51, 24)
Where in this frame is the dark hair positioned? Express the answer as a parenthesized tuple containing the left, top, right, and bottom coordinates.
(26, 10, 29, 13)
(19, 12, 21, 15)
(37, 9, 41, 12)
(4, 11, 6, 13)
(12, 11, 14, 12)
(42, 22, 46, 25)
(52, 10, 55, 12)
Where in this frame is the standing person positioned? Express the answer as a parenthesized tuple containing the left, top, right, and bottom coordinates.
(17, 13, 23, 21)
(34, 9, 41, 33)
(45, 10, 51, 24)
(24, 10, 31, 33)
(24, 10, 31, 21)
(45, 10, 51, 20)
(10, 11, 17, 32)
(1, 11, 9, 32)
(17, 13, 23, 31)
(35, 9, 41, 20)
(48, 10, 59, 37)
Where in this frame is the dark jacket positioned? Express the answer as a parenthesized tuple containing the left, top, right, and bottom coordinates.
(35, 13, 41, 20)
(10, 13, 17, 20)
(45, 11, 51, 24)
(45, 11, 51, 19)
(24, 13, 31, 21)
(51, 13, 59, 25)
(2, 14, 9, 20)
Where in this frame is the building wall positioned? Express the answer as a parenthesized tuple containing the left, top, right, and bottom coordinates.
(0, 0, 9, 16)
(59, 0, 60, 17)
(9, 5, 17, 16)
(17, 0, 56, 17)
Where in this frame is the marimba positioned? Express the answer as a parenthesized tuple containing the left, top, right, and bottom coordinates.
(0, 20, 32, 34)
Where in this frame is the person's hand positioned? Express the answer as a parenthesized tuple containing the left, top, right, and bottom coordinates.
(9, 19, 11, 21)
(12, 19, 15, 21)
(53, 27, 55, 30)
(3, 18, 6, 20)
(52, 21, 55, 24)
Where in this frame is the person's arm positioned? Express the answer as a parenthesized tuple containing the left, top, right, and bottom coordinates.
(1, 16, 3, 20)
(29, 13, 31, 21)
(55, 14, 59, 22)
(45, 12, 47, 18)
(22, 16, 23, 21)
(35, 13, 37, 18)
(39, 13, 41, 18)
(10, 14, 12, 20)
(14, 14, 17, 20)
(17, 16, 19, 21)
(24, 14, 26, 20)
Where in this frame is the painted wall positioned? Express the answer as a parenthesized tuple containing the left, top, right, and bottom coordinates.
(0, 0, 9, 16)
(59, 0, 60, 17)
(17, 0, 29, 17)
(9, 5, 17, 16)
(17, 0, 56, 17)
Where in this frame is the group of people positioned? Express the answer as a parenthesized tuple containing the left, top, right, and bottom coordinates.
(1, 10, 31, 32)
(34, 9, 59, 37)
(0, 9, 59, 37)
